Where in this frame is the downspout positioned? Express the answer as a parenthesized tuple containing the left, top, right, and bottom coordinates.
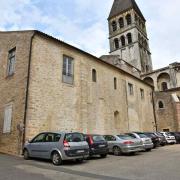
(124, 80, 130, 131)
(22, 32, 36, 152)
(152, 90, 158, 132)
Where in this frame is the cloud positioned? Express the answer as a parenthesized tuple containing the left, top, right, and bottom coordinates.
(137, 0, 180, 69)
(0, 0, 180, 69)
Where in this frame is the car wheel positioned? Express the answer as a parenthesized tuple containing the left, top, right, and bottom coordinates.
(145, 148, 151, 152)
(100, 154, 107, 158)
(24, 149, 30, 160)
(113, 146, 121, 156)
(52, 152, 62, 166)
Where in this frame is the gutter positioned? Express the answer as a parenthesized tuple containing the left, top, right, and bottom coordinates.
(152, 91, 158, 131)
(22, 31, 36, 151)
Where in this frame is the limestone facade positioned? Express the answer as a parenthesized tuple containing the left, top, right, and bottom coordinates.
(0, 31, 155, 155)
(108, 8, 152, 73)
(154, 88, 180, 132)
(0, 31, 34, 155)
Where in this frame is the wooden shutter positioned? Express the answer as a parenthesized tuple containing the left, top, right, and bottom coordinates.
(3, 104, 13, 133)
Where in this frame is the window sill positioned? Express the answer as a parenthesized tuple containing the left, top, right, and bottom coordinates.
(62, 82, 74, 88)
(6, 73, 15, 79)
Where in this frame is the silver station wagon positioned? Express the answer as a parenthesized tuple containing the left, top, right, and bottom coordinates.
(127, 132, 154, 151)
(23, 132, 89, 165)
(104, 134, 144, 156)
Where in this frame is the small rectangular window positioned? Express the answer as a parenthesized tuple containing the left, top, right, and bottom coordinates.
(62, 55, 74, 84)
(114, 77, 117, 90)
(3, 104, 13, 133)
(128, 83, 134, 95)
(7, 48, 16, 76)
(140, 89, 144, 99)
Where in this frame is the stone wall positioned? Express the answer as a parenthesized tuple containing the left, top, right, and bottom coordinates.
(25, 34, 155, 141)
(0, 31, 34, 155)
(154, 90, 180, 132)
(175, 102, 180, 131)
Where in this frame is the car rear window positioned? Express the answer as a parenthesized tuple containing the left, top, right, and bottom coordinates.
(117, 134, 135, 140)
(65, 133, 85, 142)
(92, 135, 105, 142)
(166, 132, 173, 136)
(137, 133, 147, 138)
(156, 132, 163, 136)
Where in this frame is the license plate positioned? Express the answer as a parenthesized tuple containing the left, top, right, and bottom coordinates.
(77, 150, 85, 153)
(99, 144, 105, 148)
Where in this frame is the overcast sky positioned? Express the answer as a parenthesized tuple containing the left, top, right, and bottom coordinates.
(0, 0, 180, 69)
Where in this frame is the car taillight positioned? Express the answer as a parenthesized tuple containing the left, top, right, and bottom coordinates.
(123, 141, 134, 145)
(63, 140, 70, 148)
(89, 136, 94, 145)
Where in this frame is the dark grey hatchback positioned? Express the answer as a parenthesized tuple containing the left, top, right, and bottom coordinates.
(23, 132, 89, 165)
(85, 134, 108, 158)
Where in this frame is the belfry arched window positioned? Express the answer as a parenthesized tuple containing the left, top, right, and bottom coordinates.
(126, 14, 132, 25)
(112, 21, 117, 31)
(114, 38, 119, 49)
(127, 33, 132, 44)
(120, 36, 125, 46)
(119, 17, 124, 28)
(161, 82, 168, 91)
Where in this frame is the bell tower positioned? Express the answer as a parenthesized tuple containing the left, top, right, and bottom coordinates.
(108, 0, 152, 73)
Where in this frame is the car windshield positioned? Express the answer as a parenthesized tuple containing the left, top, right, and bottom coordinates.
(92, 135, 105, 142)
(117, 134, 135, 140)
(136, 133, 147, 138)
(65, 133, 85, 142)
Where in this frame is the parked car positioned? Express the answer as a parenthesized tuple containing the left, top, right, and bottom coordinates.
(170, 132, 180, 144)
(154, 132, 167, 146)
(85, 134, 108, 158)
(103, 134, 144, 156)
(127, 132, 154, 151)
(143, 132, 160, 148)
(23, 132, 89, 165)
(160, 132, 176, 144)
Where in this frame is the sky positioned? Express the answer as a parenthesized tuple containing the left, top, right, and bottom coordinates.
(0, 0, 180, 69)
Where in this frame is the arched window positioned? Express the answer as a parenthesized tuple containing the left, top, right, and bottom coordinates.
(112, 21, 117, 32)
(161, 82, 168, 91)
(120, 36, 125, 46)
(114, 111, 120, 128)
(158, 101, 164, 109)
(114, 77, 117, 90)
(126, 14, 132, 25)
(92, 69, 97, 82)
(135, 14, 138, 22)
(144, 40, 148, 49)
(127, 33, 132, 44)
(119, 17, 124, 28)
(146, 65, 149, 72)
(114, 38, 119, 49)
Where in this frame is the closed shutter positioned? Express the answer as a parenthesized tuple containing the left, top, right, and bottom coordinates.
(3, 104, 13, 133)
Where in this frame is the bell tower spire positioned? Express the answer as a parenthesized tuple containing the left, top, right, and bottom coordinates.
(108, 0, 153, 73)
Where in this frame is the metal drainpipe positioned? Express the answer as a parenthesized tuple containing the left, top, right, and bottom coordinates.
(22, 32, 35, 153)
(152, 90, 158, 132)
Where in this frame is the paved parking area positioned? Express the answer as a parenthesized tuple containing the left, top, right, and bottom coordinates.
(0, 145, 180, 180)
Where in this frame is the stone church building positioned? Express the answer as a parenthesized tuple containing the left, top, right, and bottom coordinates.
(0, 0, 179, 155)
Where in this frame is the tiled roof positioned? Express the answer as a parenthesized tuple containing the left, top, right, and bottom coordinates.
(108, 0, 145, 21)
